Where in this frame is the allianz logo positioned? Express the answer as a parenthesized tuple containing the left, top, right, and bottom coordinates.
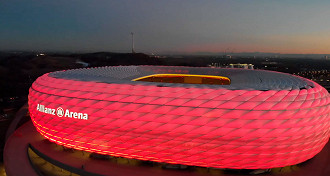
(36, 104, 88, 120)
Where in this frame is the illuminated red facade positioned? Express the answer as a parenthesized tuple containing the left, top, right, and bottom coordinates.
(28, 66, 330, 169)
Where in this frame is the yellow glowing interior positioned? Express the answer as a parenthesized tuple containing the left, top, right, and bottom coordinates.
(132, 74, 230, 85)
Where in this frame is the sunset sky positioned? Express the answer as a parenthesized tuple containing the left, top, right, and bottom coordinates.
(1, 0, 330, 54)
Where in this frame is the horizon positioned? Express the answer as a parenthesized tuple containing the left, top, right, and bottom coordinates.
(1, 1, 330, 54)
(1, 50, 330, 56)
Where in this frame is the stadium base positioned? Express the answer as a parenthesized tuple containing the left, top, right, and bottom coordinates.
(4, 120, 330, 176)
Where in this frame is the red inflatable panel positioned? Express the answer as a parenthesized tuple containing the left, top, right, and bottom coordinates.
(28, 66, 330, 169)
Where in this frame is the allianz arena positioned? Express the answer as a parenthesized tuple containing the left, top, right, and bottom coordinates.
(28, 66, 330, 170)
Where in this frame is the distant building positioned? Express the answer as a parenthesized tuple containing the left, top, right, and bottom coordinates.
(229, 63, 254, 69)
(36, 53, 45, 57)
(223, 55, 232, 59)
(209, 63, 254, 69)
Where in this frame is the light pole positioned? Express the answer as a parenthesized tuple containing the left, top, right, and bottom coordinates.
(131, 32, 135, 53)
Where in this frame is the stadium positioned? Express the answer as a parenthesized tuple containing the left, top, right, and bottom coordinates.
(4, 66, 330, 175)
